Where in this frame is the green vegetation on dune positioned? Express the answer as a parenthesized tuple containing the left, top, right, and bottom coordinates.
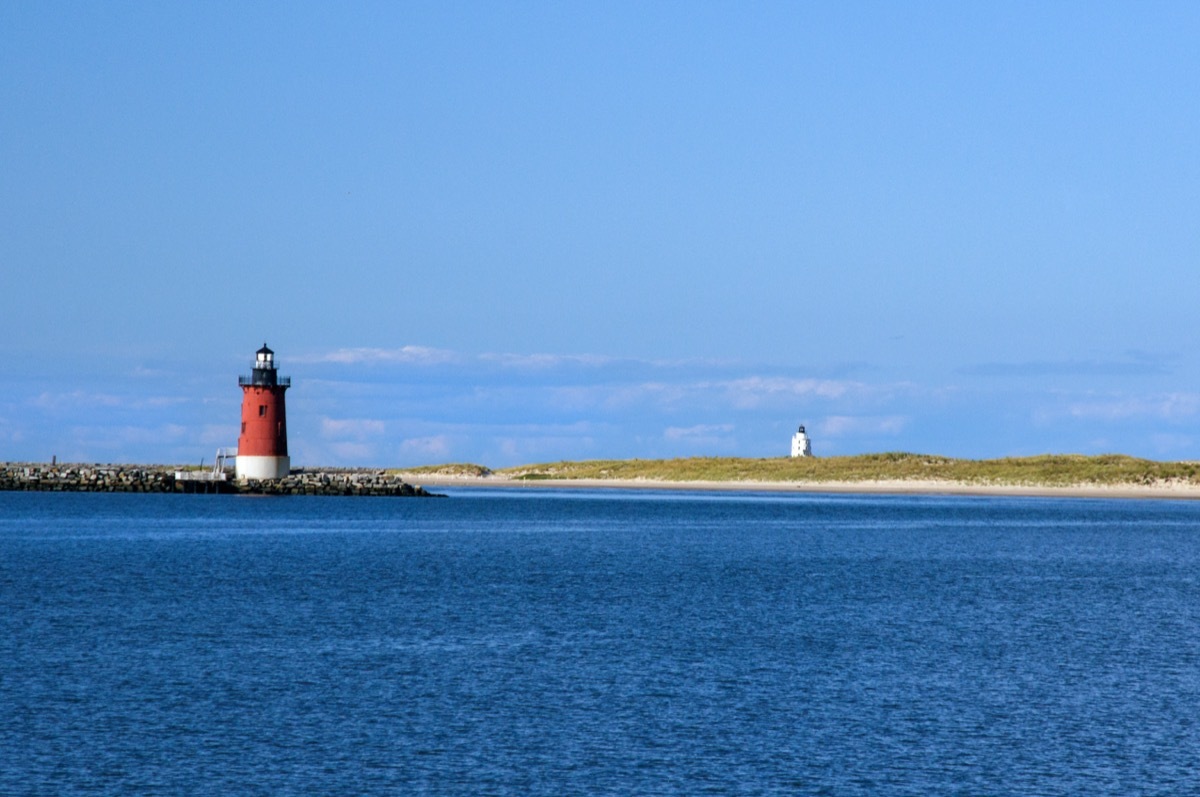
(393, 463, 494, 478)
(488, 453, 1200, 487)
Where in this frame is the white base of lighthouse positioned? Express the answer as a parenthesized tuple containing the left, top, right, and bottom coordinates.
(236, 455, 291, 480)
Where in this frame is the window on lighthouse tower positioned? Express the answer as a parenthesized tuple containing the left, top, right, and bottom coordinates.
(259, 405, 267, 417)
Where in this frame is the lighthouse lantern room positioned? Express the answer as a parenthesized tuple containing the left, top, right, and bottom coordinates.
(236, 343, 291, 480)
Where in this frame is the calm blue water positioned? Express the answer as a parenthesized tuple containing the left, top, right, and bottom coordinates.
(3, 489, 1200, 795)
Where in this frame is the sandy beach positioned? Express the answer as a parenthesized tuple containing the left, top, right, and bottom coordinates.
(401, 473, 1200, 501)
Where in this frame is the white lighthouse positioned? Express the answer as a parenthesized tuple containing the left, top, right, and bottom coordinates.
(790, 425, 812, 458)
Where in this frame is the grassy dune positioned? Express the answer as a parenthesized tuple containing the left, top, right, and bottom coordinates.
(398, 463, 495, 478)
(471, 453, 1200, 487)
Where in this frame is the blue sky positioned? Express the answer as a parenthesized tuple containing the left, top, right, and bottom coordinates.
(2, 2, 1198, 467)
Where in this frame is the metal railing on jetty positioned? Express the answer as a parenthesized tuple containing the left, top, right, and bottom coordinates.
(174, 448, 237, 493)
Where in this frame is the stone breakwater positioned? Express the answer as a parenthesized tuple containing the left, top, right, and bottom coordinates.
(239, 471, 438, 497)
(0, 465, 439, 497)
(1, 465, 175, 492)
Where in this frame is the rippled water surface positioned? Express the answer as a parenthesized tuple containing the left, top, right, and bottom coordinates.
(3, 489, 1200, 795)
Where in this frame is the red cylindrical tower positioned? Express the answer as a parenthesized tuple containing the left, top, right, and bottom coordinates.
(235, 343, 291, 480)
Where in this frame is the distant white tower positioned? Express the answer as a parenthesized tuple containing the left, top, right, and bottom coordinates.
(790, 425, 812, 458)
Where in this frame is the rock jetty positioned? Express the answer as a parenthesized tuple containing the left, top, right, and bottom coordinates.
(1, 464, 175, 492)
(238, 471, 438, 497)
(0, 464, 439, 497)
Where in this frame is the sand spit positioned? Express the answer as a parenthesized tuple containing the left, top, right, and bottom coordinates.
(399, 473, 1200, 500)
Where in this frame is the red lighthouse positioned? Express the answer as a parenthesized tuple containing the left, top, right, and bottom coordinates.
(235, 343, 291, 480)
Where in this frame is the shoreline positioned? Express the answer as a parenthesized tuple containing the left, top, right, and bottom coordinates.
(5, 462, 1197, 501)
(401, 473, 1200, 501)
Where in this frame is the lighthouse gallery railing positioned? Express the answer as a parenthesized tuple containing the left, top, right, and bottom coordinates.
(238, 376, 291, 387)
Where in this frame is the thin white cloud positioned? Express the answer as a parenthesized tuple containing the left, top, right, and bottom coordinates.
(960, 356, 1170, 378)
(32, 391, 124, 410)
(537, 376, 867, 414)
(479, 352, 617, 369)
(303, 345, 761, 375)
(198, 424, 237, 447)
(141, 396, 190, 409)
(68, 424, 192, 450)
(1148, 433, 1197, 456)
(131, 366, 177, 379)
(604, 382, 689, 410)
(30, 391, 189, 411)
(818, 415, 908, 438)
(399, 435, 453, 461)
(320, 417, 388, 439)
(663, 424, 736, 450)
(301, 346, 460, 366)
(718, 377, 855, 409)
(1063, 393, 1200, 422)
(301, 345, 621, 371)
(329, 442, 377, 462)
(0, 416, 21, 444)
(23, 343, 1161, 465)
(664, 424, 734, 441)
(493, 433, 598, 463)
